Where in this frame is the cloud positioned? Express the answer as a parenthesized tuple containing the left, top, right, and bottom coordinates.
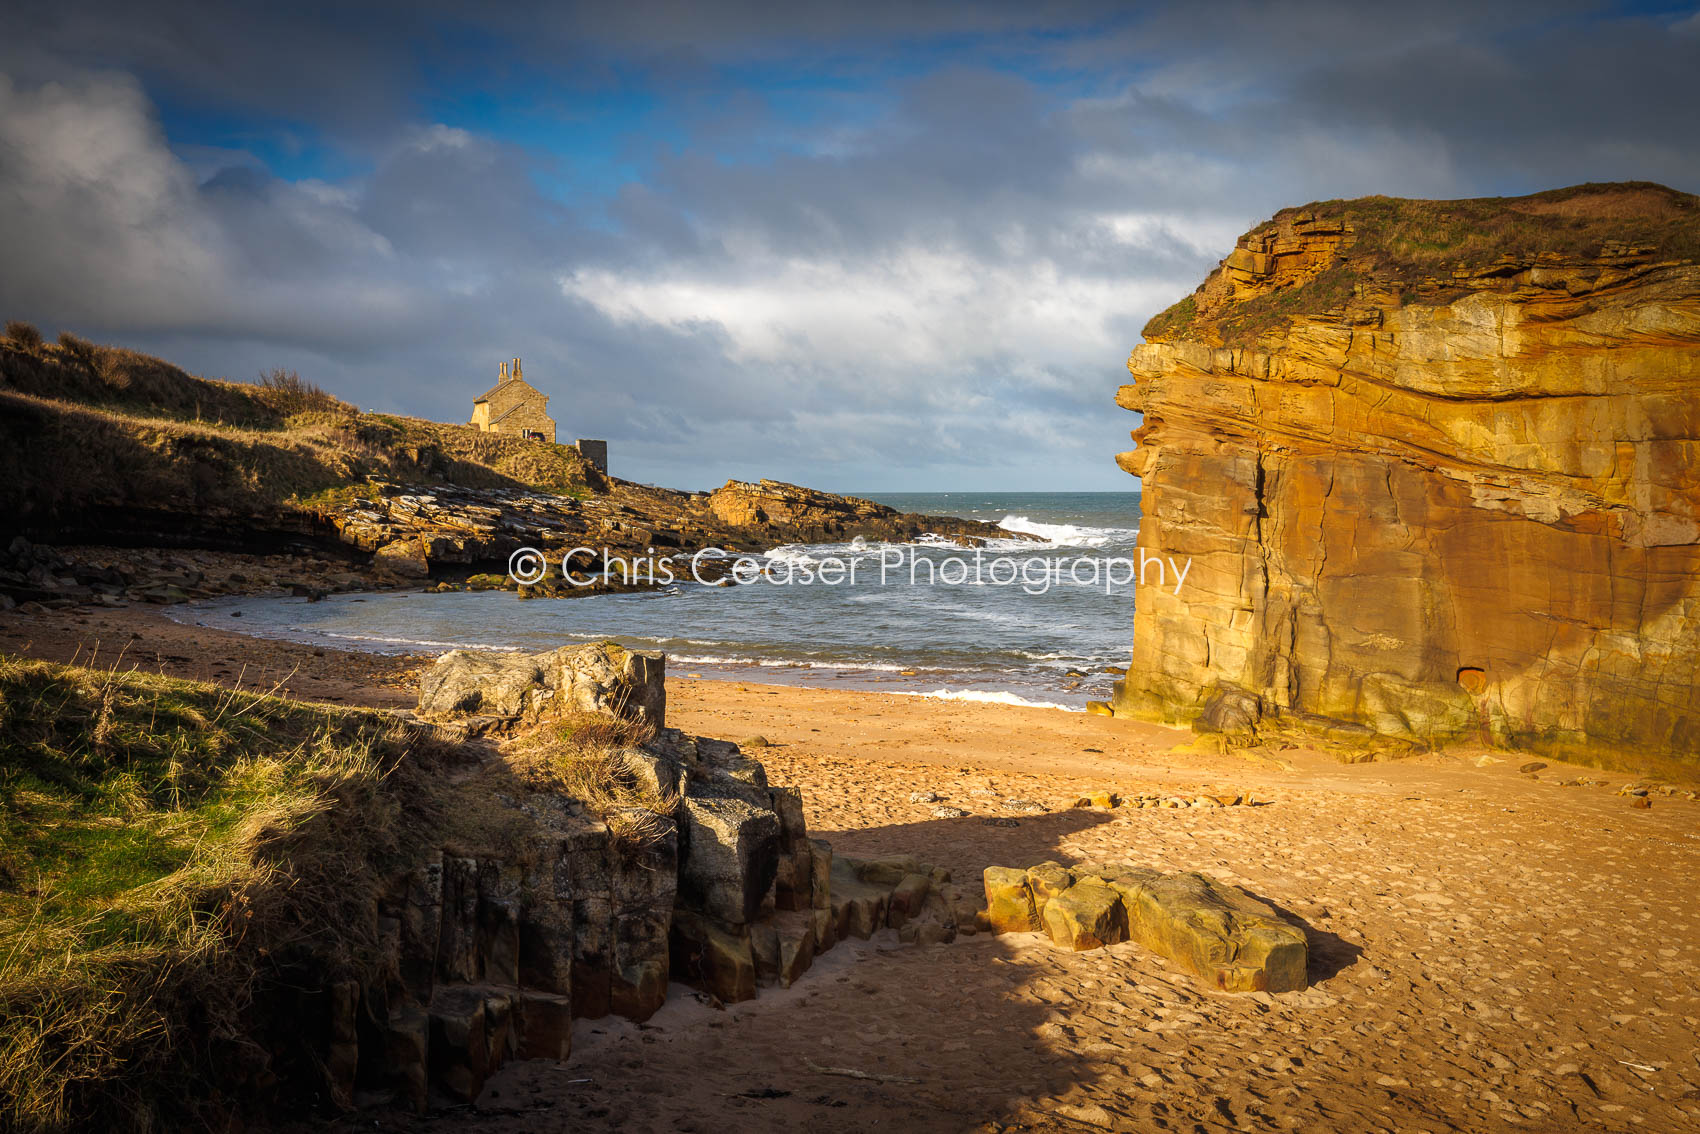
(1, 3, 1697, 491)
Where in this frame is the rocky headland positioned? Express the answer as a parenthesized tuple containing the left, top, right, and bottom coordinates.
(0, 330, 1020, 608)
(1111, 182, 1700, 768)
(325, 477, 1025, 588)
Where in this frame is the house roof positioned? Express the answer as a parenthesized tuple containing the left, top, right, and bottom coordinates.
(473, 376, 547, 405)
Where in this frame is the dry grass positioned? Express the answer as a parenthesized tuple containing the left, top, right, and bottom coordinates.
(3, 321, 42, 351)
(253, 368, 354, 418)
(510, 712, 677, 848)
(0, 655, 447, 1132)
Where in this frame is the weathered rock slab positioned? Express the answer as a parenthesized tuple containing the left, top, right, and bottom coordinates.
(1041, 882, 1128, 952)
(416, 640, 665, 727)
(1105, 868, 1308, 993)
(984, 863, 1308, 993)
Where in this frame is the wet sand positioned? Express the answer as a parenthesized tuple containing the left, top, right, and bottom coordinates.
(7, 605, 1700, 1132)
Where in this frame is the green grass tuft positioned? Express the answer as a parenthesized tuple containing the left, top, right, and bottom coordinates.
(0, 655, 438, 1132)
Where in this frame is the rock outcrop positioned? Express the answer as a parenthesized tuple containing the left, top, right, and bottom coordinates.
(0, 331, 1023, 590)
(703, 479, 1013, 546)
(417, 641, 667, 728)
(983, 862, 1309, 993)
(319, 477, 1026, 582)
(372, 642, 965, 1108)
(1112, 183, 1700, 765)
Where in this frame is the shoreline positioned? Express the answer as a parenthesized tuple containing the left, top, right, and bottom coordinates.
(8, 599, 1698, 782)
(159, 586, 1127, 709)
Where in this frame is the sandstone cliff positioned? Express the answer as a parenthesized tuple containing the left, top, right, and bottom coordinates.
(1112, 183, 1700, 766)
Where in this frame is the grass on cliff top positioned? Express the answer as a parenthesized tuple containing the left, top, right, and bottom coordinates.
(0, 327, 602, 520)
(0, 654, 443, 1133)
(1144, 181, 1700, 346)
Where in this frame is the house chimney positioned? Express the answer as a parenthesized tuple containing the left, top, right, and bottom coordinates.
(500, 360, 509, 381)
(512, 357, 523, 381)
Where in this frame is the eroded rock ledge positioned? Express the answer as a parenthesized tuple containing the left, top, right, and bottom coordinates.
(338, 642, 970, 1112)
(1112, 184, 1700, 765)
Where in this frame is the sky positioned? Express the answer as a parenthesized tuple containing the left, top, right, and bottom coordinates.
(2, 2, 1698, 492)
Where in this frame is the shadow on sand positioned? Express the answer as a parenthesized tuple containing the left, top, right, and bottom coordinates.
(314, 804, 1349, 1134)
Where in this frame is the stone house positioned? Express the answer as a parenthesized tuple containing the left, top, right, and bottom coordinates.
(471, 357, 555, 443)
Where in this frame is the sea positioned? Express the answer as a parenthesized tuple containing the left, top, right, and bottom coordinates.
(173, 491, 1144, 711)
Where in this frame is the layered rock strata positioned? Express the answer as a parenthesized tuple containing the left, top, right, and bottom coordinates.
(1113, 184, 1700, 764)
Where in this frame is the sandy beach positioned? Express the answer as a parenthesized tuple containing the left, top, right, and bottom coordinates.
(6, 603, 1698, 1132)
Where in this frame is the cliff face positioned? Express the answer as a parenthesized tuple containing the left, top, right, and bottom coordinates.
(1112, 184, 1700, 765)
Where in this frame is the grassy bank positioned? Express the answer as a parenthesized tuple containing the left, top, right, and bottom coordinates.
(0, 325, 602, 530)
(0, 655, 445, 1132)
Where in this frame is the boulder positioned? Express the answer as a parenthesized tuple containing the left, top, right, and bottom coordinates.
(898, 890, 958, 946)
(516, 841, 574, 995)
(416, 650, 549, 720)
(1024, 861, 1075, 904)
(427, 986, 490, 1104)
(676, 792, 780, 926)
(777, 916, 816, 988)
(1041, 882, 1128, 951)
(750, 921, 780, 984)
(1194, 685, 1262, 740)
(609, 819, 676, 1022)
(810, 906, 837, 953)
(830, 858, 890, 940)
(983, 862, 1309, 992)
(807, 839, 833, 911)
(416, 641, 665, 727)
(374, 538, 431, 577)
(383, 1001, 430, 1114)
(982, 867, 1039, 934)
(552, 642, 666, 726)
(514, 991, 572, 1060)
(886, 872, 932, 929)
(853, 853, 925, 887)
(1101, 868, 1308, 993)
(670, 911, 756, 1004)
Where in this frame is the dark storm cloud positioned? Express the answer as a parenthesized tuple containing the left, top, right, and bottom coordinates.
(1, 1, 1696, 489)
(1284, 17, 1700, 188)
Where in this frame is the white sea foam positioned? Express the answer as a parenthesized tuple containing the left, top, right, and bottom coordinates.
(314, 630, 524, 652)
(888, 688, 1082, 711)
(762, 544, 825, 566)
(996, 514, 1137, 548)
(670, 654, 944, 674)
